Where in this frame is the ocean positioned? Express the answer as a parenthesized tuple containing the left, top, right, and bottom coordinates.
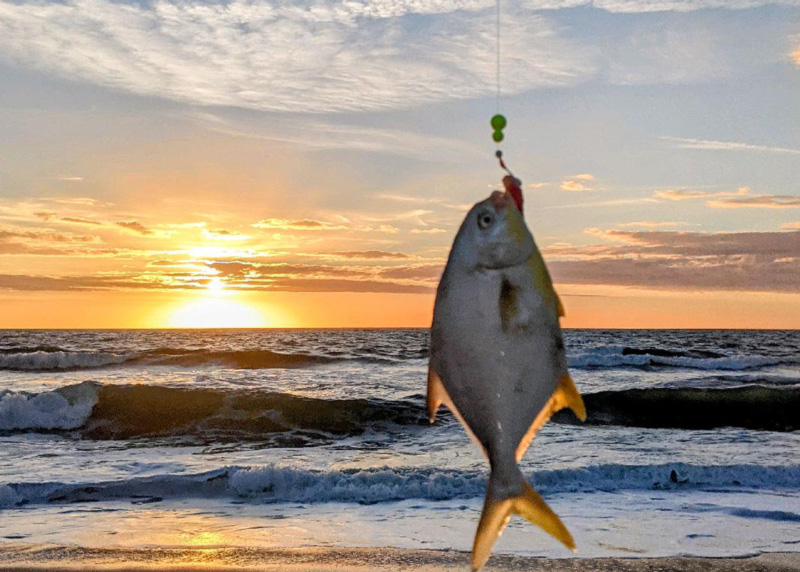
(0, 329, 798, 558)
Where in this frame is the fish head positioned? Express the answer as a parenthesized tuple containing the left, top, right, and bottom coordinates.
(451, 190, 535, 270)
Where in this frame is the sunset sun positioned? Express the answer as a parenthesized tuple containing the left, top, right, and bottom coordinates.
(168, 279, 267, 328)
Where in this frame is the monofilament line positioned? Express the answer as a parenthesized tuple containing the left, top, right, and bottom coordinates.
(496, 0, 501, 113)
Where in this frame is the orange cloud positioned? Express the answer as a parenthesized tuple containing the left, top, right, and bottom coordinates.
(781, 222, 800, 229)
(708, 195, 800, 209)
(617, 221, 689, 228)
(545, 229, 800, 293)
(253, 218, 347, 231)
(654, 187, 749, 200)
(560, 180, 593, 192)
(792, 46, 800, 66)
(61, 217, 102, 225)
(116, 221, 153, 235)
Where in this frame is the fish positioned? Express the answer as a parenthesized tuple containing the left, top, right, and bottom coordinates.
(428, 180, 586, 571)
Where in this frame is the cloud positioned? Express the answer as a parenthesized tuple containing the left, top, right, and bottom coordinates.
(51, 197, 112, 207)
(586, 0, 800, 12)
(560, 180, 595, 192)
(116, 221, 153, 235)
(327, 251, 411, 260)
(708, 195, 800, 209)
(661, 136, 800, 155)
(61, 217, 102, 225)
(617, 221, 689, 228)
(256, 278, 433, 294)
(0, 226, 100, 255)
(253, 219, 348, 231)
(52, 176, 84, 182)
(376, 194, 469, 211)
(378, 264, 443, 280)
(202, 228, 251, 241)
(0, 1, 593, 113)
(33, 211, 57, 221)
(654, 187, 750, 200)
(793, 45, 800, 65)
(194, 113, 483, 161)
(781, 222, 800, 229)
(572, 174, 595, 181)
(545, 229, 800, 292)
(411, 228, 448, 234)
(653, 186, 800, 209)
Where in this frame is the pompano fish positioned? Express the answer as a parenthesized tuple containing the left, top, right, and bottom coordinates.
(428, 181, 586, 571)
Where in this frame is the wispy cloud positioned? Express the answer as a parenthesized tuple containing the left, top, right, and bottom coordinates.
(327, 251, 411, 260)
(662, 136, 800, 155)
(782, 222, 800, 229)
(791, 45, 800, 66)
(116, 221, 153, 235)
(51, 176, 84, 182)
(194, 113, 483, 161)
(253, 219, 348, 232)
(708, 194, 800, 209)
(0, 1, 593, 113)
(560, 180, 594, 192)
(545, 228, 800, 293)
(654, 187, 750, 201)
(617, 221, 689, 228)
(61, 217, 102, 226)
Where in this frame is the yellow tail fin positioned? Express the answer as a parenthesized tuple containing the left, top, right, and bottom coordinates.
(472, 480, 575, 571)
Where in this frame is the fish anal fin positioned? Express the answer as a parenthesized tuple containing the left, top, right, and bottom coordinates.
(472, 473, 575, 571)
(427, 365, 488, 459)
(515, 373, 586, 462)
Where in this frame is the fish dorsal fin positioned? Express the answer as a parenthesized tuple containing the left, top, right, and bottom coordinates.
(515, 373, 586, 462)
(527, 250, 565, 318)
(427, 365, 488, 458)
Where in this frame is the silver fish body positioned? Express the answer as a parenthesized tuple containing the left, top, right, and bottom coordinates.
(428, 191, 585, 570)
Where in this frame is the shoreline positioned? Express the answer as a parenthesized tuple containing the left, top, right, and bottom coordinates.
(0, 546, 799, 571)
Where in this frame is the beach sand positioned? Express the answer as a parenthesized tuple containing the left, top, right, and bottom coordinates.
(0, 547, 799, 572)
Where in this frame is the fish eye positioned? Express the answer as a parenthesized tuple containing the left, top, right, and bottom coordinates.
(477, 211, 494, 231)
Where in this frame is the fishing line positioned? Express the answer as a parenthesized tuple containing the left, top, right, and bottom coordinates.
(491, 0, 514, 179)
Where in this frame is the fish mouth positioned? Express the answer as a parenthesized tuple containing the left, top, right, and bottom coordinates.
(490, 190, 513, 212)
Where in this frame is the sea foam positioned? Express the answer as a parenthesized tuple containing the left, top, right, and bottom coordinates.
(2, 463, 798, 510)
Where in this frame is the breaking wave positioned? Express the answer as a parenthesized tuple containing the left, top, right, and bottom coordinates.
(0, 347, 396, 372)
(569, 385, 800, 432)
(567, 346, 793, 371)
(2, 340, 795, 373)
(1, 462, 798, 509)
(2, 382, 798, 440)
(0, 382, 430, 441)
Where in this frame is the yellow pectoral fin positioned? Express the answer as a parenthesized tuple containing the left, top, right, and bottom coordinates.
(427, 366, 488, 458)
(515, 373, 587, 462)
(528, 251, 564, 318)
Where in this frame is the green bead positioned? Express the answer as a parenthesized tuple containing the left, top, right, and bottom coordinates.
(491, 114, 507, 131)
(492, 130, 504, 143)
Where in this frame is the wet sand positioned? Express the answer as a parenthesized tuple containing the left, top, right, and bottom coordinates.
(0, 546, 798, 572)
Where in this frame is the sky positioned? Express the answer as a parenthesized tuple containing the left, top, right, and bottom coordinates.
(0, 0, 798, 329)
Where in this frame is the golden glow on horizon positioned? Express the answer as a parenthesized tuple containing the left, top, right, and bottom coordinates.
(167, 278, 268, 328)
